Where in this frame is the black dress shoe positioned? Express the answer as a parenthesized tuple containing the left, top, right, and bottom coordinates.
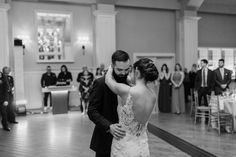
(10, 121, 18, 124)
(3, 127, 11, 131)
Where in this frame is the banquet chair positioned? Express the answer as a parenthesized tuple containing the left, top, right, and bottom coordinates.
(208, 95, 234, 135)
(194, 91, 211, 125)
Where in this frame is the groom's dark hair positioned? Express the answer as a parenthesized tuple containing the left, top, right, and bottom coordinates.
(112, 50, 130, 65)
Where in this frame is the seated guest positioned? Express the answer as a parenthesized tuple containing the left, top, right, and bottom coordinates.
(77, 66, 94, 114)
(214, 59, 232, 95)
(41, 66, 57, 111)
(0, 72, 10, 131)
(57, 65, 73, 86)
(2, 66, 18, 124)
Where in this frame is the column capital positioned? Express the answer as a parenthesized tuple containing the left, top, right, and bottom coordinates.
(93, 4, 117, 16)
(93, 10, 117, 16)
(183, 16, 201, 21)
(0, 3, 10, 11)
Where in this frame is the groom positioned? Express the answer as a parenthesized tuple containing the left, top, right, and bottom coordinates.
(88, 50, 131, 157)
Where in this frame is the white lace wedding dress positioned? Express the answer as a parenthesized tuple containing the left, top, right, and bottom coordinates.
(111, 93, 150, 157)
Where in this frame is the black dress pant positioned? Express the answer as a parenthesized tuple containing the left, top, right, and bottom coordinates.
(198, 87, 210, 106)
(0, 104, 8, 128)
(7, 94, 16, 122)
(96, 153, 110, 157)
(44, 92, 52, 107)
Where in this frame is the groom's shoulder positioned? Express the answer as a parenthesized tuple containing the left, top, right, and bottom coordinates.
(94, 76, 105, 85)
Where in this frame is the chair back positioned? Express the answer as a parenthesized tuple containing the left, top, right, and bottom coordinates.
(193, 91, 199, 107)
(208, 95, 219, 114)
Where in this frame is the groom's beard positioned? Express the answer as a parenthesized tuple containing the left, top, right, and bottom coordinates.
(112, 70, 128, 84)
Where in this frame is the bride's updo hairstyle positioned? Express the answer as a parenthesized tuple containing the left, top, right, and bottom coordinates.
(133, 58, 159, 83)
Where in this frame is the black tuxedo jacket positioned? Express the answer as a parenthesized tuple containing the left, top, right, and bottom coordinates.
(214, 68, 232, 95)
(195, 68, 215, 92)
(41, 72, 57, 87)
(88, 76, 119, 154)
(0, 75, 9, 104)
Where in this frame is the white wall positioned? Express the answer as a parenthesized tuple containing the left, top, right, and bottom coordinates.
(198, 12, 236, 47)
(10, 1, 95, 71)
(9, 1, 95, 109)
(116, 7, 176, 62)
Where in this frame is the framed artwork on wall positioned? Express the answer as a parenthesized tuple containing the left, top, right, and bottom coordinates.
(36, 10, 73, 63)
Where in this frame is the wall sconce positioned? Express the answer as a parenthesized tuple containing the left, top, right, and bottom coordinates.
(78, 36, 89, 55)
(16, 35, 30, 55)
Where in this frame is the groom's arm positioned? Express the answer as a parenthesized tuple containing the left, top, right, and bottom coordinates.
(88, 78, 111, 132)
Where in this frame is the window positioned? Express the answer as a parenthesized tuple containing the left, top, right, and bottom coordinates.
(36, 11, 73, 63)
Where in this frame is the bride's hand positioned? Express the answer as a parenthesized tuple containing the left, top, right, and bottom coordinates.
(107, 65, 113, 74)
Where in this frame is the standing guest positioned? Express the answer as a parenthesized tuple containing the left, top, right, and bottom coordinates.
(214, 59, 232, 95)
(189, 64, 197, 99)
(88, 50, 130, 157)
(158, 64, 171, 113)
(2, 67, 18, 124)
(0, 72, 10, 131)
(171, 63, 185, 114)
(57, 65, 73, 85)
(195, 59, 214, 106)
(77, 66, 94, 114)
(41, 66, 57, 111)
(183, 68, 190, 103)
(95, 64, 106, 79)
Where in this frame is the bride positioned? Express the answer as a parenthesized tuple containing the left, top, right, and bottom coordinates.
(105, 58, 158, 157)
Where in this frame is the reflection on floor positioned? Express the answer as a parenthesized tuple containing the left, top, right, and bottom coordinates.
(0, 111, 235, 157)
(0, 111, 189, 157)
(149, 113, 236, 157)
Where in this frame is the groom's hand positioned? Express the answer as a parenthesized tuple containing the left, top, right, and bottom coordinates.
(109, 124, 126, 140)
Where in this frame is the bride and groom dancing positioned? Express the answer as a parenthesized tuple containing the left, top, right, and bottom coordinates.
(88, 50, 158, 157)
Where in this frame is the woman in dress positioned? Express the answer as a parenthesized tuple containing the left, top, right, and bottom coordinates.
(78, 69, 94, 114)
(158, 64, 171, 113)
(105, 58, 158, 157)
(171, 63, 185, 114)
(189, 64, 197, 100)
(57, 65, 73, 85)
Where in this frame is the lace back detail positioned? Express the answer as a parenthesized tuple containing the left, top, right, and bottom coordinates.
(119, 92, 146, 137)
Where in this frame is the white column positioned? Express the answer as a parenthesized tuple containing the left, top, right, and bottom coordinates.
(93, 4, 117, 67)
(0, 4, 10, 69)
(14, 46, 26, 105)
(176, 10, 200, 71)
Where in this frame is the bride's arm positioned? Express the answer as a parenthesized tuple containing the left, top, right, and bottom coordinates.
(105, 66, 130, 97)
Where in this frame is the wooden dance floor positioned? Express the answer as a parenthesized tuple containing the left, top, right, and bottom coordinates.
(0, 111, 235, 157)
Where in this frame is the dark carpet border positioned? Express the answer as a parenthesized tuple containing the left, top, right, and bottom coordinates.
(147, 123, 217, 157)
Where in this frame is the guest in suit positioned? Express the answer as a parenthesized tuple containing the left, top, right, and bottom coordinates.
(195, 59, 214, 106)
(41, 66, 57, 111)
(214, 59, 232, 95)
(2, 67, 18, 124)
(0, 72, 10, 131)
(57, 65, 73, 85)
(77, 66, 94, 114)
(88, 50, 130, 157)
